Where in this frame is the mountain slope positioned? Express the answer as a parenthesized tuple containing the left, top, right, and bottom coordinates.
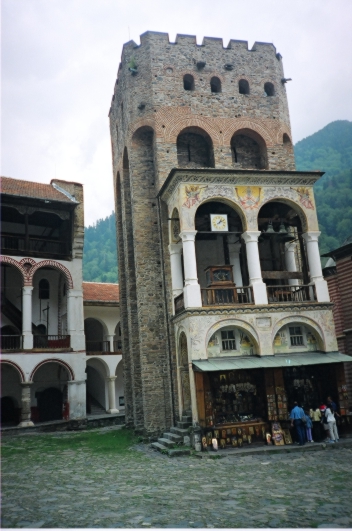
(82, 121, 352, 281)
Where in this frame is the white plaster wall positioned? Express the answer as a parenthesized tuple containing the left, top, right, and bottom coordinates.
(115, 359, 124, 409)
(175, 307, 338, 361)
(32, 269, 60, 334)
(83, 306, 121, 337)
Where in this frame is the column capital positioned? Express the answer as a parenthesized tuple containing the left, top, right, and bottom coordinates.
(168, 243, 183, 255)
(20, 381, 34, 387)
(241, 231, 261, 244)
(22, 285, 33, 293)
(302, 231, 321, 243)
(106, 376, 117, 382)
(180, 230, 197, 243)
(285, 241, 298, 251)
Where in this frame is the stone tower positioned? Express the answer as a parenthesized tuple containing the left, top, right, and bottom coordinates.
(109, 32, 336, 437)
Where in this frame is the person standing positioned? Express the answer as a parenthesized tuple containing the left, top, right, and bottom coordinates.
(305, 408, 314, 442)
(290, 402, 306, 446)
(325, 405, 339, 443)
(310, 405, 322, 441)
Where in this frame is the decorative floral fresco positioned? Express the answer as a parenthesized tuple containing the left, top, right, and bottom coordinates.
(175, 308, 338, 360)
(173, 181, 319, 233)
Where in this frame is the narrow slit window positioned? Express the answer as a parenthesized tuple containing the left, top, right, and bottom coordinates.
(210, 77, 221, 93)
(39, 279, 50, 300)
(183, 74, 194, 91)
(239, 79, 249, 95)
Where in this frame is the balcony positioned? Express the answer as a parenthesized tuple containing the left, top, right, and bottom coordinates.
(86, 340, 122, 355)
(266, 284, 317, 303)
(1, 335, 23, 350)
(33, 335, 71, 349)
(201, 286, 253, 306)
(1, 234, 69, 259)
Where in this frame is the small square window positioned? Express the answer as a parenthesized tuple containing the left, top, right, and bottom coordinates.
(289, 326, 304, 347)
(221, 330, 236, 351)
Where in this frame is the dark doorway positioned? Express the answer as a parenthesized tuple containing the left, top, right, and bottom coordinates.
(37, 387, 63, 421)
(0, 396, 19, 424)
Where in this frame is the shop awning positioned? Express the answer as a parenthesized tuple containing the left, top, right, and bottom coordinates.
(192, 352, 352, 372)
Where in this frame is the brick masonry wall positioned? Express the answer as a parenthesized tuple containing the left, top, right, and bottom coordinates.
(109, 31, 297, 435)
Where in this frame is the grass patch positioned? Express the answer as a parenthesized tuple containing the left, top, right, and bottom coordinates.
(2, 428, 140, 458)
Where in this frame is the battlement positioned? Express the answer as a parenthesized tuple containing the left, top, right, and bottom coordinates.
(120, 31, 278, 58)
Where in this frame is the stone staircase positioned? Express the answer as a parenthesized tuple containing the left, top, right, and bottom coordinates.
(87, 394, 106, 416)
(151, 412, 192, 457)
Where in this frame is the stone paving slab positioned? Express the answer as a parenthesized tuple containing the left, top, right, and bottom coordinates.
(2, 427, 352, 528)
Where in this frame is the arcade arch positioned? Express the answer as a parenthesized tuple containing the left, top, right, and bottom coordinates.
(231, 129, 267, 169)
(0, 363, 22, 425)
(177, 127, 215, 168)
(31, 360, 71, 422)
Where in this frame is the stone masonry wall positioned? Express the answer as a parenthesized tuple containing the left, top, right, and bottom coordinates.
(109, 31, 297, 435)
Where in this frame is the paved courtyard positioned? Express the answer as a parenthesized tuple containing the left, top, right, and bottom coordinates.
(2, 426, 352, 529)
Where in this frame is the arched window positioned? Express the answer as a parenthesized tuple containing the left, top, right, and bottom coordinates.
(36, 324, 47, 335)
(231, 130, 267, 169)
(39, 279, 50, 299)
(283, 133, 291, 145)
(177, 127, 214, 168)
(183, 74, 194, 91)
(239, 79, 249, 95)
(264, 82, 275, 96)
(210, 77, 221, 93)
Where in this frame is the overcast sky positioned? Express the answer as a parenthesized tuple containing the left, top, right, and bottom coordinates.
(2, 0, 352, 226)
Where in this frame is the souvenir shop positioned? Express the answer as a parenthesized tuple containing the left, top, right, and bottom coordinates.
(193, 355, 352, 450)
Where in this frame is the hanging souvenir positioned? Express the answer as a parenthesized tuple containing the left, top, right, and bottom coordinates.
(238, 438, 243, 447)
(231, 437, 238, 447)
(220, 439, 226, 449)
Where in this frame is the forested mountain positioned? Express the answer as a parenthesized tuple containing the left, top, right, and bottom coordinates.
(83, 212, 118, 283)
(294, 120, 352, 254)
(82, 120, 352, 282)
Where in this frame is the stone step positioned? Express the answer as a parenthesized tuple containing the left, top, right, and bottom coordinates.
(182, 415, 192, 423)
(151, 441, 168, 452)
(163, 432, 182, 443)
(170, 426, 189, 437)
(177, 421, 192, 429)
(158, 437, 176, 448)
(168, 448, 191, 457)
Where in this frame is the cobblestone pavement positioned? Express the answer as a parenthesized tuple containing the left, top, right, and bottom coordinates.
(2, 427, 352, 528)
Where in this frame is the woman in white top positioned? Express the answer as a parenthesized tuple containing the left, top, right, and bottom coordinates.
(325, 406, 339, 443)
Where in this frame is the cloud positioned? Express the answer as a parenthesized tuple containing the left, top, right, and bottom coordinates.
(2, 0, 352, 225)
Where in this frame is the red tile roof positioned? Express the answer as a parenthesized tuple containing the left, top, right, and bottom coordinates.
(1, 176, 75, 203)
(83, 282, 120, 303)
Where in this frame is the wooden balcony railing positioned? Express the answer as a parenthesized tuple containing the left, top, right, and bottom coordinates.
(1, 335, 23, 350)
(201, 286, 253, 306)
(1, 234, 68, 258)
(174, 293, 185, 315)
(33, 335, 71, 349)
(86, 340, 110, 353)
(267, 284, 317, 303)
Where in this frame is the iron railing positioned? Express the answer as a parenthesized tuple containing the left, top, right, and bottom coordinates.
(267, 284, 317, 303)
(33, 335, 71, 349)
(85, 340, 111, 353)
(1, 335, 22, 350)
(201, 286, 253, 306)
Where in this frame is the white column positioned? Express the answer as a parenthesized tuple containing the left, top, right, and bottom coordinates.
(285, 241, 299, 286)
(242, 231, 268, 304)
(22, 286, 33, 349)
(18, 382, 34, 427)
(188, 363, 199, 425)
(67, 289, 86, 351)
(180, 231, 202, 308)
(67, 379, 86, 419)
(107, 334, 114, 352)
(228, 236, 243, 287)
(106, 376, 119, 414)
(169, 243, 184, 297)
(302, 231, 330, 302)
